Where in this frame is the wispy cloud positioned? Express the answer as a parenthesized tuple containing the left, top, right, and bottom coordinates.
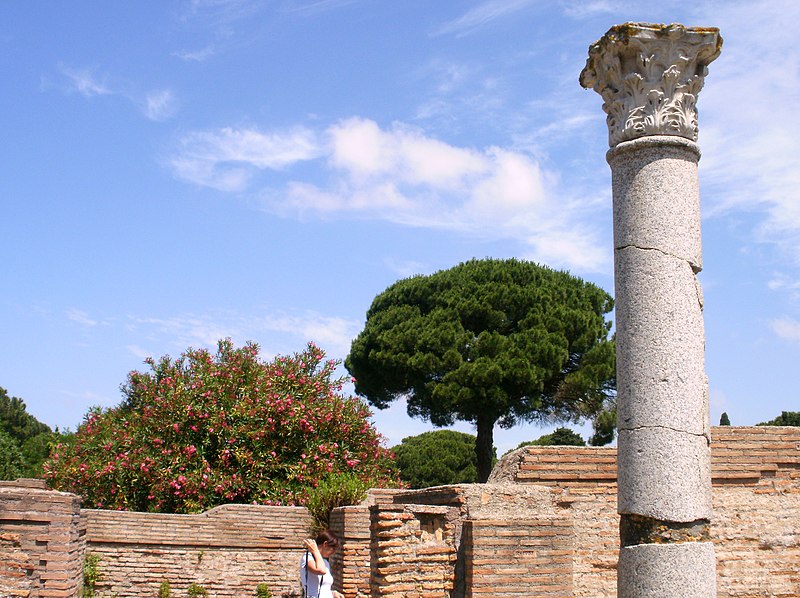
(168, 116, 608, 271)
(144, 89, 177, 121)
(56, 64, 178, 122)
(183, 0, 263, 24)
(696, 1, 800, 263)
(124, 307, 359, 361)
(433, 0, 538, 37)
(770, 316, 800, 342)
(561, 0, 617, 19)
(282, 0, 361, 16)
(59, 65, 113, 97)
(66, 308, 100, 327)
(173, 45, 217, 62)
(169, 126, 321, 191)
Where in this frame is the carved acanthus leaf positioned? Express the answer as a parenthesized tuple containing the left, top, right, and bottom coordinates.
(580, 23, 722, 146)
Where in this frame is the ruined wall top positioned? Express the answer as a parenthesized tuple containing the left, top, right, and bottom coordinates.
(580, 22, 722, 147)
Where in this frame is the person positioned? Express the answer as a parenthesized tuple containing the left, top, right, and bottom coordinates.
(300, 529, 344, 598)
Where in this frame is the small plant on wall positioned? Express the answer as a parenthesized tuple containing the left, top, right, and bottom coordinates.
(255, 583, 273, 598)
(187, 583, 208, 597)
(158, 580, 171, 598)
(82, 553, 101, 598)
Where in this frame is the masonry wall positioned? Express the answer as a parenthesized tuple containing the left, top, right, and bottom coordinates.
(0, 426, 797, 597)
(0, 478, 84, 598)
(83, 504, 312, 598)
(463, 518, 573, 597)
(490, 425, 800, 597)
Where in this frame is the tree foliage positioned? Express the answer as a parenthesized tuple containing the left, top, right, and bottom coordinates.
(532, 427, 586, 447)
(0, 387, 58, 478)
(719, 412, 731, 426)
(346, 259, 615, 482)
(757, 411, 800, 426)
(44, 340, 400, 513)
(509, 427, 586, 455)
(0, 428, 25, 480)
(589, 402, 616, 446)
(391, 430, 487, 488)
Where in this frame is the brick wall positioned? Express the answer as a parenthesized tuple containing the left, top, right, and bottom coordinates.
(0, 478, 84, 598)
(463, 518, 574, 597)
(84, 503, 312, 597)
(491, 425, 800, 597)
(369, 504, 458, 597)
(0, 426, 797, 597)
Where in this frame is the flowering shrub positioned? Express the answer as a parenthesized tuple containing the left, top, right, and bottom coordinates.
(44, 340, 400, 513)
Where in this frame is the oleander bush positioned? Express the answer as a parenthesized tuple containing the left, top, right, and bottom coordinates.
(44, 339, 400, 513)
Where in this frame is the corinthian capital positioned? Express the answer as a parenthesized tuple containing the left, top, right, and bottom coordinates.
(580, 23, 722, 147)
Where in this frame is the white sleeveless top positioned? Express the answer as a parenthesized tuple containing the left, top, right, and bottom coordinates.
(300, 552, 334, 598)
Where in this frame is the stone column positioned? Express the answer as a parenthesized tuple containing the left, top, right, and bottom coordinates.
(580, 23, 722, 597)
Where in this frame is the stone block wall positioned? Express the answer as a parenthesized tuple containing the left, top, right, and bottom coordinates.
(0, 478, 84, 598)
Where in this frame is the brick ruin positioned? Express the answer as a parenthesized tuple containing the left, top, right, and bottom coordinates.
(0, 426, 797, 597)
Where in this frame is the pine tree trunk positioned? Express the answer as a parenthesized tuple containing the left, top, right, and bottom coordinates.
(475, 414, 495, 483)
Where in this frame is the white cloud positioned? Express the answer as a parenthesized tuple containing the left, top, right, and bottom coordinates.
(169, 126, 321, 191)
(59, 65, 112, 97)
(433, 0, 538, 37)
(126, 345, 152, 360)
(383, 258, 429, 279)
(125, 308, 359, 361)
(260, 313, 359, 358)
(696, 1, 800, 262)
(144, 89, 177, 121)
(328, 118, 489, 188)
(173, 45, 217, 62)
(276, 118, 607, 271)
(66, 308, 99, 327)
(131, 315, 234, 349)
(770, 317, 800, 342)
(169, 116, 610, 272)
(561, 0, 617, 19)
(767, 273, 800, 292)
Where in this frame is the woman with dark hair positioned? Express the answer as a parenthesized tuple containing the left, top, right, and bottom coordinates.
(300, 529, 344, 598)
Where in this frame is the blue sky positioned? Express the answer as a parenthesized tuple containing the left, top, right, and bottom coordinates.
(1, 0, 798, 455)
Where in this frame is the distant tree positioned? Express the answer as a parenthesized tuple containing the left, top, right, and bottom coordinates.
(757, 411, 800, 426)
(589, 401, 616, 446)
(0, 388, 51, 444)
(512, 427, 586, 452)
(392, 430, 488, 488)
(346, 259, 615, 482)
(719, 412, 731, 426)
(0, 387, 56, 477)
(44, 340, 400, 513)
(0, 428, 25, 480)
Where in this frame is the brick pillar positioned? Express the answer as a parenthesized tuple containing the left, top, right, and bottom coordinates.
(0, 479, 85, 597)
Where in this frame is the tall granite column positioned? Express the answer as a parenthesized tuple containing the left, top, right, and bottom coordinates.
(580, 23, 722, 597)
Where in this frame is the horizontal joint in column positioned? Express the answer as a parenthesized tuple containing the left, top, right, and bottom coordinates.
(620, 513, 710, 547)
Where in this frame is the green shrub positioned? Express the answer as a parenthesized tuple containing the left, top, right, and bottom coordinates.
(255, 583, 272, 598)
(44, 340, 400, 513)
(159, 580, 171, 598)
(82, 553, 101, 598)
(304, 472, 369, 533)
(187, 583, 208, 597)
